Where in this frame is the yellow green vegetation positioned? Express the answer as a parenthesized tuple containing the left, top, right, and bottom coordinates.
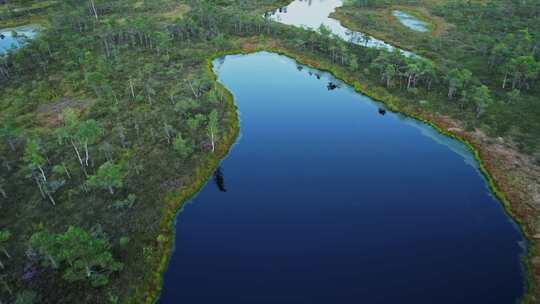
(0, 0, 57, 27)
(161, 3, 190, 20)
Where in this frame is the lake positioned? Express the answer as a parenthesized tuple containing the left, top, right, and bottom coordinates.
(159, 52, 525, 303)
(266, 0, 413, 56)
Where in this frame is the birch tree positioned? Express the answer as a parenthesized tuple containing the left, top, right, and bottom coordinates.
(470, 85, 493, 119)
(207, 110, 219, 153)
(56, 109, 102, 173)
(56, 109, 85, 171)
(23, 139, 47, 183)
(30, 226, 123, 287)
(0, 116, 19, 152)
(0, 230, 11, 270)
(86, 162, 125, 195)
(76, 120, 102, 167)
(0, 177, 7, 199)
(445, 68, 472, 99)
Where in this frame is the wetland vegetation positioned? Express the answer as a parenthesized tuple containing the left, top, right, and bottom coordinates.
(0, 0, 539, 303)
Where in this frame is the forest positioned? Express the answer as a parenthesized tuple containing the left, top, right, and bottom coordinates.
(0, 0, 539, 303)
(335, 0, 540, 155)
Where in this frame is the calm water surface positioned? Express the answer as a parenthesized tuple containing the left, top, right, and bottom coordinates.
(160, 52, 525, 303)
(0, 26, 37, 55)
(267, 0, 413, 56)
(392, 10, 430, 32)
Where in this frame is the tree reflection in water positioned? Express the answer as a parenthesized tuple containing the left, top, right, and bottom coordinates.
(213, 166, 227, 192)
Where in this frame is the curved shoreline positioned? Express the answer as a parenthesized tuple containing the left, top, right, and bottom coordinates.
(133, 55, 241, 304)
(329, 9, 432, 58)
(140, 41, 533, 303)
(254, 45, 535, 302)
(235, 45, 534, 300)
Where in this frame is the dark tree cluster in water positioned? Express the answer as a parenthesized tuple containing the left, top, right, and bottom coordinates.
(213, 166, 227, 192)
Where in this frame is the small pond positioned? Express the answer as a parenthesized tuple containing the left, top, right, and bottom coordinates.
(0, 25, 38, 55)
(392, 10, 430, 33)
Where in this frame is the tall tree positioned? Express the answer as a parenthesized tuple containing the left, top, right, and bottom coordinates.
(173, 133, 193, 159)
(23, 138, 47, 183)
(207, 110, 219, 153)
(30, 226, 123, 287)
(470, 85, 493, 119)
(56, 109, 102, 173)
(86, 162, 125, 195)
(76, 120, 102, 167)
(56, 109, 85, 171)
(504, 55, 539, 90)
(0, 116, 20, 152)
(0, 177, 7, 199)
(0, 230, 11, 269)
(445, 68, 472, 99)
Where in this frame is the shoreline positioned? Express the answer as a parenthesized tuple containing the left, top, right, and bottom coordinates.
(140, 40, 535, 303)
(133, 54, 241, 303)
(330, 5, 448, 60)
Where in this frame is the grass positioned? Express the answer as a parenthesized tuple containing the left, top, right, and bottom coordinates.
(160, 3, 190, 20)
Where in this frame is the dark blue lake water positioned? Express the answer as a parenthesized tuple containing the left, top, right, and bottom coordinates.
(160, 52, 525, 303)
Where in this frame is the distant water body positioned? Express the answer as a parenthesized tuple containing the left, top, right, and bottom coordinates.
(0, 25, 37, 55)
(267, 0, 414, 56)
(393, 10, 430, 32)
